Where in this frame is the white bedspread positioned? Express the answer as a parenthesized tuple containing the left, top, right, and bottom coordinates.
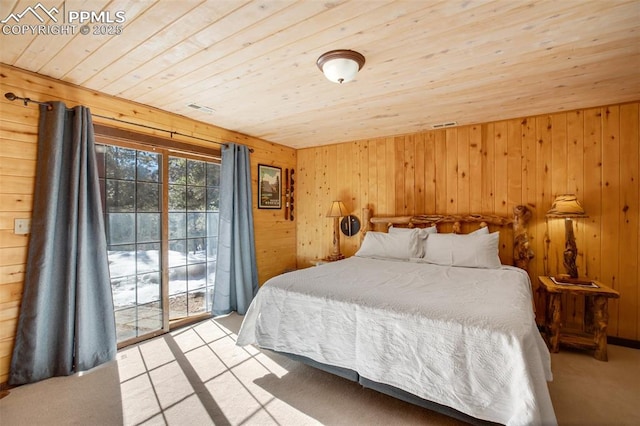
(236, 257, 557, 425)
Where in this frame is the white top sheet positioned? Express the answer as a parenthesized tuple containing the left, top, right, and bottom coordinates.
(237, 257, 557, 426)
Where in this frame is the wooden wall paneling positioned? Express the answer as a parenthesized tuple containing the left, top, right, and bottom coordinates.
(367, 140, 378, 213)
(336, 142, 349, 209)
(0, 193, 33, 212)
(583, 108, 603, 281)
(536, 116, 553, 279)
(456, 126, 470, 215)
(601, 105, 621, 335)
(445, 129, 458, 215)
(504, 119, 522, 262)
(566, 111, 585, 197)
(424, 132, 437, 214)
(550, 113, 568, 195)
(358, 140, 368, 213)
(507, 119, 523, 211)
(434, 131, 447, 213)
(618, 103, 639, 339)
(370, 140, 380, 214)
(0, 246, 27, 268)
(635, 104, 640, 342)
(394, 136, 406, 214)
(343, 141, 360, 257)
(357, 140, 369, 235)
(493, 122, 509, 255)
(520, 118, 540, 288)
(302, 148, 319, 265)
(414, 134, 426, 214)
(322, 145, 336, 259)
(469, 125, 483, 213)
(0, 117, 37, 144)
(481, 123, 495, 215)
(384, 137, 396, 216)
(493, 122, 508, 216)
(404, 135, 416, 215)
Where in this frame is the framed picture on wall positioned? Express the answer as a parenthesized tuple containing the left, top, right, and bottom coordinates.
(258, 164, 281, 209)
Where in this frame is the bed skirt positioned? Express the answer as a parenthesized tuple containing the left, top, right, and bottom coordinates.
(277, 350, 499, 426)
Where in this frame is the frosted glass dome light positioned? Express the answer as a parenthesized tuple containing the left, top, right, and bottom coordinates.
(317, 50, 366, 84)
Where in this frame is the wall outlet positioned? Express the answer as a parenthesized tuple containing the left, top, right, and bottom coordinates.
(14, 218, 31, 235)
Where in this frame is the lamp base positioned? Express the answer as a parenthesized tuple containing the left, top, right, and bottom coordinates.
(553, 274, 593, 286)
(326, 254, 345, 261)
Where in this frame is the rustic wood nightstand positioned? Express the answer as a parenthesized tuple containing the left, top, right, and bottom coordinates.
(537, 276, 620, 361)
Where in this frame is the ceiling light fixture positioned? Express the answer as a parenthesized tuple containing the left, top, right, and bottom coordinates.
(316, 49, 365, 84)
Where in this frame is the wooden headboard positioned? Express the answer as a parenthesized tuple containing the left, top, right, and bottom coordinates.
(361, 205, 534, 271)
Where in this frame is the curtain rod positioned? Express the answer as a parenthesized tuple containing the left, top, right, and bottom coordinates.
(3, 92, 253, 152)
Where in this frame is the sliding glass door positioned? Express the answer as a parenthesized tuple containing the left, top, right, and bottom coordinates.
(167, 157, 219, 320)
(95, 143, 219, 344)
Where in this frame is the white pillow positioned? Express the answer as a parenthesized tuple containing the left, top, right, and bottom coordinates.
(469, 226, 489, 235)
(424, 232, 501, 268)
(356, 231, 423, 260)
(388, 225, 437, 239)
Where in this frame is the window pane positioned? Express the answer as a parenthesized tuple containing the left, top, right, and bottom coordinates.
(207, 237, 218, 258)
(187, 160, 205, 186)
(111, 275, 136, 309)
(206, 163, 220, 187)
(207, 262, 216, 287)
(169, 212, 186, 240)
(138, 273, 160, 304)
(106, 180, 135, 212)
(137, 151, 160, 182)
(187, 186, 205, 211)
(187, 213, 206, 238)
(169, 295, 187, 319)
(106, 146, 135, 180)
(135, 301, 162, 336)
(107, 244, 136, 278)
(169, 157, 186, 184)
(99, 178, 106, 212)
(137, 182, 160, 212)
(137, 213, 160, 243)
(168, 240, 187, 267)
(187, 291, 206, 315)
(187, 238, 206, 264)
(95, 146, 106, 177)
(169, 267, 187, 295)
(206, 213, 219, 237)
(108, 213, 135, 245)
(188, 264, 206, 290)
(206, 187, 219, 211)
(137, 243, 160, 273)
(169, 185, 186, 211)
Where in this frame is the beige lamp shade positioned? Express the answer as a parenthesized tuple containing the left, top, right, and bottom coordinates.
(327, 200, 348, 217)
(546, 194, 588, 218)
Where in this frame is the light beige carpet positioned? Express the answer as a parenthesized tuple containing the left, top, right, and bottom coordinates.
(1, 313, 638, 425)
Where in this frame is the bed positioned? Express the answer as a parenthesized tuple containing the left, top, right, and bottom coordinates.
(236, 206, 556, 425)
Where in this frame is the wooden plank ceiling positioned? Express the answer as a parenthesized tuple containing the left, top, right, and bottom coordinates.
(1, 0, 639, 148)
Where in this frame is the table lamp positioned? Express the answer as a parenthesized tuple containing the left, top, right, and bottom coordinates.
(546, 194, 589, 283)
(327, 201, 348, 261)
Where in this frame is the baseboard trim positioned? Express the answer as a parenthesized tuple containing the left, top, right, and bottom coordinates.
(608, 336, 640, 349)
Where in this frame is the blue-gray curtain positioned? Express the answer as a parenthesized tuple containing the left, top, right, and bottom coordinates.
(9, 102, 116, 385)
(212, 143, 258, 316)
